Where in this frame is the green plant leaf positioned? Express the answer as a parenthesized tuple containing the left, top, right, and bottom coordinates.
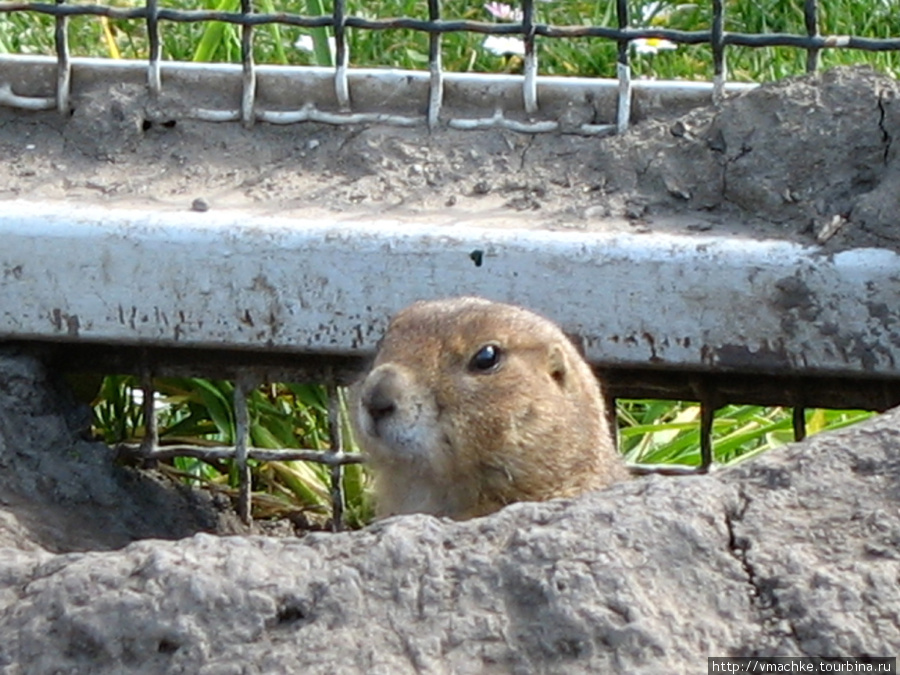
(193, 0, 240, 63)
(305, 0, 333, 67)
(268, 461, 330, 507)
(190, 379, 235, 441)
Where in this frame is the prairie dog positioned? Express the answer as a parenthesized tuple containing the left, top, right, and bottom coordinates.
(352, 297, 627, 519)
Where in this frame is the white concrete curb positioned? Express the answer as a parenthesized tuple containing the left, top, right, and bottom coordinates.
(1, 200, 897, 381)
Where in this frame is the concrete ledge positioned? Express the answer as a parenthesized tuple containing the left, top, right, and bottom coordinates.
(0, 54, 755, 128)
(1, 200, 898, 403)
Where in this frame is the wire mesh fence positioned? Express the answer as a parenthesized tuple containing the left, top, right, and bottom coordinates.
(2, 0, 900, 132)
(113, 372, 365, 531)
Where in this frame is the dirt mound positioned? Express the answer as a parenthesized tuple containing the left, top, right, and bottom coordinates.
(605, 66, 898, 250)
(3, 369, 900, 671)
(0, 66, 897, 250)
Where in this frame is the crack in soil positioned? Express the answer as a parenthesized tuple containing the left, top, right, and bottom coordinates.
(724, 488, 765, 606)
(2, 67, 899, 252)
(877, 89, 894, 165)
(517, 134, 536, 172)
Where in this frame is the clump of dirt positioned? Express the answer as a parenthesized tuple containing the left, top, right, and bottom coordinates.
(0, 346, 326, 553)
(0, 66, 897, 251)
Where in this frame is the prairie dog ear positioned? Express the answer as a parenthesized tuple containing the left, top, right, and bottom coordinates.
(548, 343, 569, 387)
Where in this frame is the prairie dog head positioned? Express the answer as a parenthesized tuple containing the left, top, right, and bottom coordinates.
(353, 297, 626, 520)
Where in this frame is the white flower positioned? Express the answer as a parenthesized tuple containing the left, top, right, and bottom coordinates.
(129, 388, 170, 413)
(294, 34, 337, 61)
(631, 37, 678, 55)
(483, 35, 526, 57)
(294, 35, 314, 52)
(484, 2, 523, 22)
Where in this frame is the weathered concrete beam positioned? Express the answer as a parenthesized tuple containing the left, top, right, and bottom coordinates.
(1, 201, 898, 399)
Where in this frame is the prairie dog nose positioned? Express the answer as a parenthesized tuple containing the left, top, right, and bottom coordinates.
(361, 365, 405, 424)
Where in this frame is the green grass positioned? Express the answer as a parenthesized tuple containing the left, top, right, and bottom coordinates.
(94, 375, 372, 529)
(618, 400, 873, 467)
(1, 0, 898, 80)
(88, 374, 877, 528)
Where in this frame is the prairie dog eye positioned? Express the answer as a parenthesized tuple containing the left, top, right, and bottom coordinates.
(469, 344, 503, 372)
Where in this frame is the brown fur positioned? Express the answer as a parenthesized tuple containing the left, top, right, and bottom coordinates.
(352, 297, 628, 519)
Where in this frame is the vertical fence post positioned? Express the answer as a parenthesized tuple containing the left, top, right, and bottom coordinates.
(326, 380, 345, 532)
(804, 0, 820, 73)
(140, 364, 158, 457)
(792, 407, 807, 442)
(699, 398, 714, 470)
(521, 0, 537, 115)
(54, 0, 71, 114)
(426, 0, 443, 129)
(615, 0, 631, 134)
(692, 379, 718, 471)
(606, 393, 619, 460)
(240, 0, 256, 127)
(333, 0, 350, 111)
(711, 0, 726, 104)
(234, 374, 254, 525)
(146, 0, 161, 96)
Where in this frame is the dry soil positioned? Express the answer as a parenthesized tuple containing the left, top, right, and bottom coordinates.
(1, 66, 898, 251)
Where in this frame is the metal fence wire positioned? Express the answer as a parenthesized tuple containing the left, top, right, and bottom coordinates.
(1, 0, 900, 133)
(117, 370, 364, 531)
(3, 0, 900, 528)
